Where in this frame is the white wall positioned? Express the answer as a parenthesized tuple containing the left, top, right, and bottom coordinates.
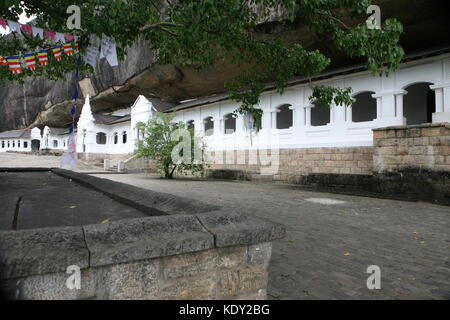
(171, 54, 450, 152)
(0, 139, 32, 153)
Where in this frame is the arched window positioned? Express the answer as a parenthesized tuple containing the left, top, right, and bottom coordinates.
(224, 113, 236, 134)
(122, 131, 127, 144)
(1, 141, 4, 148)
(12, 141, 15, 148)
(7, 141, 10, 148)
(53, 140, 58, 148)
(204, 117, 214, 136)
(311, 104, 330, 126)
(113, 132, 118, 145)
(96, 132, 107, 145)
(18, 140, 21, 148)
(352, 92, 377, 122)
(136, 122, 144, 141)
(276, 104, 293, 129)
(404, 82, 435, 125)
(24, 141, 28, 149)
(187, 120, 195, 132)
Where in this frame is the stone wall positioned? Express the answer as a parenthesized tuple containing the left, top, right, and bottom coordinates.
(1, 241, 271, 300)
(209, 146, 373, 182)
(0, 169, 285, 300)
(373, 123, 450, 173)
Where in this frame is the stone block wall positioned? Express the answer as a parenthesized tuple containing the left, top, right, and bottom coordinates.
(373, 123, 450, 173)
(0, 171, 285, 300)
(208, 146, 373, 182)
(1, 242, 271, 300)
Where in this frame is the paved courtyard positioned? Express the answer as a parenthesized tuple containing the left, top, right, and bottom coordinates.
(0, 152, 99, 172)
(92, 173, 450, 300)
(1, 153, 449, 299)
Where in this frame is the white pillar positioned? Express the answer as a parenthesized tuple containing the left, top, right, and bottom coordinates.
(431, 84, 450, 122)
(395, 94, 403, 119)
(346, 106, 352, 123)
(305, 106, 312, 127)
(374, 95, 382, 120)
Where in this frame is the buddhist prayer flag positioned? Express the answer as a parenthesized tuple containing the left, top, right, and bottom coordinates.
(74, 39, 80, 53)
(63, 42, 74, 56)
(23, 53, 37, 71)
(0, 56, 7, 66)
(6, 56, 22, 74)
(37, 50, 49, 66)
(52, 45, 63, 61)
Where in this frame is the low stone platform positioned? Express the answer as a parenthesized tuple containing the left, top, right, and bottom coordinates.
(0, 168, 285, 300)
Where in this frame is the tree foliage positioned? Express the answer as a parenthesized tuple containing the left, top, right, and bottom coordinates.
(0, 0, 404, 124)
(136, 113, 208, 179)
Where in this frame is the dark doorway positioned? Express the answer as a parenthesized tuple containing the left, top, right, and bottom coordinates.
(31, 140, 40, 152)
(404, 83, 435, 125)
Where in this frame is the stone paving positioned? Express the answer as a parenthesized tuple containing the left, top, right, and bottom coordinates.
(0, 152, 100, 172)
(91, 173, 450, 300)
(1, 153, 449, 299)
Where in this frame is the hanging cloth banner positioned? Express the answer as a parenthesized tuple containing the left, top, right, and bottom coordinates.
(23, 53, 37, 71)
(0, 18, 7, 30)
(6, 56, 22, 74)
(21, 24, 33, 35)
(84, 45, 99, 68)
(32, 27, 44, 39)
(0, 56, 7, 66)
(44, 30, 56, 41)
(51, 45, 63, 61)
(55, 32, 66, 43)
(37, 50, 49, 66)
(7, 20, 21, 33)
(100, 34, 119, 67)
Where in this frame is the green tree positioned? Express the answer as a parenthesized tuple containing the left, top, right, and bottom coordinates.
(136, 113, 208, 179)
(0, 0, 404, 124)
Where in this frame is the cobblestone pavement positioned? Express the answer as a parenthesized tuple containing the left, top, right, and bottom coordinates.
(91, 173, 450, 300)
(0, 152, 99, 172)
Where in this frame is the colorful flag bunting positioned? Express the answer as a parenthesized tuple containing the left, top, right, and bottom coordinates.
(38, 50, 49, 66)
(23, 53, 37, 71)
(6, 56, 22, 74)
(52, 46, 63, 61)
(63, 42, 74, 56)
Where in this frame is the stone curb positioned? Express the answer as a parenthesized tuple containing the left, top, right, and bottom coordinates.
(0, 169, 286, 280)
(0, 226, 89, 280)
(52, 168, 219, 216)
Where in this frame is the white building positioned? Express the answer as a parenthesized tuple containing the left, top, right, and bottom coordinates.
(1, 52, 449, 174)
(74, 52, 449, 159)
(0, 129, 33, 153)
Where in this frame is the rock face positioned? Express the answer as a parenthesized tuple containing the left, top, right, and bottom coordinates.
(0, 0, 449, 132)
(0, 36, 155, 132)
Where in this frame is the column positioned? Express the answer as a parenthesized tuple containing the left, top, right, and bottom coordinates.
(373, 94, 382, 120)
(431, 84, 450, 123)
(305, 106, 312, 127)
(394, 90, 407, 124)
(346, 106, 353, 123)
